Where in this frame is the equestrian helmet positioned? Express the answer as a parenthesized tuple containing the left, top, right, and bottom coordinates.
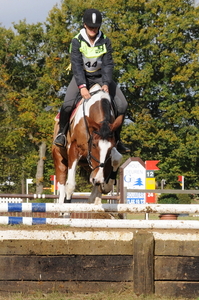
(83, 9, 102, 28)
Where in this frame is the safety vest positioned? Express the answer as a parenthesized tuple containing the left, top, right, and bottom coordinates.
(72, 34, 107, 73)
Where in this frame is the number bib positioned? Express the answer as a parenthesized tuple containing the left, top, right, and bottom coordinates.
(79, 41, 107, 73)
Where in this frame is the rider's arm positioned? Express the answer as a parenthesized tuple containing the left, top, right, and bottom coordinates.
(101, 37, 114, 86)
(70, 38, 91, 99)
(70, 38, 87, 87)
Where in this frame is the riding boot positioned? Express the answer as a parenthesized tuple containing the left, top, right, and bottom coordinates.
(54, 107, 70, 148)
(115, 117, 130, 154)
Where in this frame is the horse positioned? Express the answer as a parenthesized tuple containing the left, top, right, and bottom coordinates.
(52, 84, 123, 204)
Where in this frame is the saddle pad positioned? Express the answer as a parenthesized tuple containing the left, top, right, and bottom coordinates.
(70, 98, 84, 123)
(54, 84, 102, 123)
(54, 98, 84, 123)
(54, 112, 60, 122)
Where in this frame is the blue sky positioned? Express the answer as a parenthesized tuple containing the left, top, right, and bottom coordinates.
(0, 0, 61, 29)
(1, 0, 198, 29)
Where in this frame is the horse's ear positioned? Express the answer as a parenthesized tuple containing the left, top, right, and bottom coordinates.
(86, 116, 100, 132)
(110, 115, 123, 132)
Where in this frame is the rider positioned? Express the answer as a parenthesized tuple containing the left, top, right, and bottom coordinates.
(54, 8, 130, 153)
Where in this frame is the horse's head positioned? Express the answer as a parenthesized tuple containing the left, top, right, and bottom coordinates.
(86, 115, 123, 186)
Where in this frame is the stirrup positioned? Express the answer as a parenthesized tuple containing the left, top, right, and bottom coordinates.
(116, 141, 130, 154)
(54, 133, 66, 148)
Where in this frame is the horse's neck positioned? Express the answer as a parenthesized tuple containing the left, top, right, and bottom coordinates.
(72, 85, 112, 125)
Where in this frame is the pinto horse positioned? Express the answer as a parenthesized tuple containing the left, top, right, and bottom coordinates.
(52, 84, 123, 204)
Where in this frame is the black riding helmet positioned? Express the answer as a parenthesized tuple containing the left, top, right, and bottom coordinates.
(83, 9, 102, 28)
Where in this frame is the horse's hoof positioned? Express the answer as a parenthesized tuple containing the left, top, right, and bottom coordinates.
(59, 212, 70, 218)
(94, 197, 102, 205)
(64, 198, 71, 203)
(63, 213, 70, 218)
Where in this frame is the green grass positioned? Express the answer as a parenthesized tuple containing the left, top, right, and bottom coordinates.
(0, 290, 198, 300)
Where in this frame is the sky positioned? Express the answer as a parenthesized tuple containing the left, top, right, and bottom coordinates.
(0, 0, 199, 29)
(0, 0, 61, 29)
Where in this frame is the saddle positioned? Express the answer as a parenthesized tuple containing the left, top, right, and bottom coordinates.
(54, 84, 117, 123)
(54, 98, 84, 123)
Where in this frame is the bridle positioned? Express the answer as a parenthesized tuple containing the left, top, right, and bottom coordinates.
(82, 90, 112, 171)
(87, 131, 111, 171)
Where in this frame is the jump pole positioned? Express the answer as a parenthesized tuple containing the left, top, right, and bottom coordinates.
(1, 216, 199, 229)
(0, 193, 120, 200)
(1, 203, 199, 214)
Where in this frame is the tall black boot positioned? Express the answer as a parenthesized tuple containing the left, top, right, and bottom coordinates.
(115, 117, 130, 154)
(54, 106, 70, 148)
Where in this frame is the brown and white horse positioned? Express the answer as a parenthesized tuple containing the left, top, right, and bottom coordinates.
(52, 84, 123, 204)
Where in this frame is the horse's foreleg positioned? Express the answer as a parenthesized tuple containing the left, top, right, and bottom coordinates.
(89, 185, 102, 204)
(101, 147, 123, 194)
(111, 147, 123, 171)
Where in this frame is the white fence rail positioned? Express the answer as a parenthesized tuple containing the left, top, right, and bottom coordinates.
(0, 203, 199, 214)
(0, 216, 199, 229)
(0, 191, 199, 229)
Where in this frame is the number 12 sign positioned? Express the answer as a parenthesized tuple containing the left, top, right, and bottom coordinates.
(145, 160, 160, 203)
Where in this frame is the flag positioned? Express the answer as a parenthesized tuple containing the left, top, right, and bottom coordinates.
(178, 175, 184, 187)
(26, 179, 33, 184)
(145, 160, 160, 170)
(50, 175, 56, 193)
(178, 176, 183, 182)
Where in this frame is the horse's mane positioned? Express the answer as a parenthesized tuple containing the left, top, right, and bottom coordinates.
(98, 98, 113, 140)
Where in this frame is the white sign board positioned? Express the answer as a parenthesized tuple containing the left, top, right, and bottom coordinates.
(123, 161, 146, 204)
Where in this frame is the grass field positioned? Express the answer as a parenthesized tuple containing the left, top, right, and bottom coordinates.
(0, 290, 198, 300)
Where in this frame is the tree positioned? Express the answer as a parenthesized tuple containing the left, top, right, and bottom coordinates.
(0, 26, 26, 191)
(1, 0, 199, 192)
(0, 22, 54, 192)
(103, 0, 199, 188)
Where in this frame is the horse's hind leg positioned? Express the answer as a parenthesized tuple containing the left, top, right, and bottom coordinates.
(65, 142, 79, 202)
(65, 159, 78, 201)
(52, 146, 68, 204)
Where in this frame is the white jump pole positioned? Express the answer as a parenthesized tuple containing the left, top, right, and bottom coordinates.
(2, 203, 199, 214)
(1, 217, 199, 229)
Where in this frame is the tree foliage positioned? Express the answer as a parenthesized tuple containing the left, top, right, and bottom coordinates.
(1, 0, 199, 193)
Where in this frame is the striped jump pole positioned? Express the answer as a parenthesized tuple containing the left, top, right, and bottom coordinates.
(1, 203, 199, 214)
(1, 216, 199, 229)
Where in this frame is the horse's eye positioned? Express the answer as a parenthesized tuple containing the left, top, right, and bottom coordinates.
(92, 143, 96, 148)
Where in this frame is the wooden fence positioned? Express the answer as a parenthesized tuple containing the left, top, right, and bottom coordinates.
(0, 228, 199, 298)
(0, 190, 199, 297)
